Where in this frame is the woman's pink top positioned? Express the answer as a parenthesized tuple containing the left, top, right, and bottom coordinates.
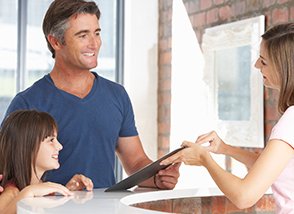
(269, 106, 294, 213)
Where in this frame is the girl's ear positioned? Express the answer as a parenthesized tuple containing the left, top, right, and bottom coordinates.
(47, 35, 62, 51)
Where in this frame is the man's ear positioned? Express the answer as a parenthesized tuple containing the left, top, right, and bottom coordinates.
(47, 34, 62, 51)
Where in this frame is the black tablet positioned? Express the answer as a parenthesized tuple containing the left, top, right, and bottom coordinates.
(105, 147, 184, 192)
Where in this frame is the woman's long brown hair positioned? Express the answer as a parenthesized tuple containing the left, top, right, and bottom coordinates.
(262, 22, 294, 113)
(0, 110, 57, 190)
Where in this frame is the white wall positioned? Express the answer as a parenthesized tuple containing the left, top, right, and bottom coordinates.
(124, 0, 158, 160)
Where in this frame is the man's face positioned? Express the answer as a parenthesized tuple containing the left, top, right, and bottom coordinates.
(56, 13, 101, 72)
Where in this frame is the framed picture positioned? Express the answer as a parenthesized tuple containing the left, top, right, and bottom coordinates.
(202, 16, 265, 148)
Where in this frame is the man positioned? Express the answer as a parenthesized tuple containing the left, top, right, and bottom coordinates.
(5, 0, 180, 189)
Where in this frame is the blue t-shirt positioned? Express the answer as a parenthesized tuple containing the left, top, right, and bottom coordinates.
(5, 73, 138, 188)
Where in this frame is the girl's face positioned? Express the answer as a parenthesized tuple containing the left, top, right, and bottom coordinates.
(35, 132, 63, 177)
(254, 39, 280, 90)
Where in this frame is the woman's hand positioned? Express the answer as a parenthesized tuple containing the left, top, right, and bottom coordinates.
(196, 131, 227, 154)
(160, 141, 211, 166)
(66, 174, 93, 191)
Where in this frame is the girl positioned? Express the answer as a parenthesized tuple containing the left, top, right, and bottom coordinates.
(161, 22, 294, 213)
(0, 110, 93, 213)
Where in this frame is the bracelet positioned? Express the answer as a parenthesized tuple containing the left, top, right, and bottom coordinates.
(153, 175, 161, 189)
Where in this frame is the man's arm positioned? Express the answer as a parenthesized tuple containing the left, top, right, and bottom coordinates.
(116, 136, 180, 189)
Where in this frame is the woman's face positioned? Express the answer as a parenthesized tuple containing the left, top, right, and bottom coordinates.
(254, 39, 280, 90)
(35, 132, 62, 177)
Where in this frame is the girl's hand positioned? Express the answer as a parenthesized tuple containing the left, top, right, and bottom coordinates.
(66, 174, 93, 191)
(20, 182, 72, 198)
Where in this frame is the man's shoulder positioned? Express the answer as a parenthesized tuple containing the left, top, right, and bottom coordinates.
(95, 73, 126, 93)
(9, 75, 52, 108)
(17, 75, 51, 97)
(97, 74, 123, 87)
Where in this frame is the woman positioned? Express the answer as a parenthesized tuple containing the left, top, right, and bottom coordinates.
(0, 110, 93, 213)
(161, 22, 294, 213)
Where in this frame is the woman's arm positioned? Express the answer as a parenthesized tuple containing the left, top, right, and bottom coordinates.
(196, 131, 260, 168)
(162, 139, 294, 209)
(220, 144, 260, 169)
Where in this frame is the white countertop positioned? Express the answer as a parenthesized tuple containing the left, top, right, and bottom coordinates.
(17, 187, 224, 213)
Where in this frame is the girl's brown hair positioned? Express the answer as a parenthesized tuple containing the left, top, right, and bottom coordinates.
(0, 110, 57, 190)
(262, 22, 294, 113)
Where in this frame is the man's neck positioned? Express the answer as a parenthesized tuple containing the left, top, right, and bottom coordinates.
(50, 67, 95, 98)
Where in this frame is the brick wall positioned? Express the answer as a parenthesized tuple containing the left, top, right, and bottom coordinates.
(158, 0, 294, 155)
(132, 194, 276, 213)
(157, 0, 293, 211)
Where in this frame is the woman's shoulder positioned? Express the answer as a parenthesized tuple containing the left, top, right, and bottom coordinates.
(269, 106, 294, 147)
(280, 106, 294, 121)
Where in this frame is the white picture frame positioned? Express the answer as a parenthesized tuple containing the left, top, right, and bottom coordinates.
(202, 16, 265, 148)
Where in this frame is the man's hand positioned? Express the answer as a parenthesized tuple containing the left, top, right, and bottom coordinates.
(154, 163, 181, 189)
(66, 174, 93, 191)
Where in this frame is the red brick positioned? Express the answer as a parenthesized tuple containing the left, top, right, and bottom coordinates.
(207, 8, 219, 24)
(210, 197, 226, 213)
(255, 195, 276, 211)
(214, 0, 225, 6)
(200, 0, 212, 10)
(186, 1, 201, 14)
(277, 0, 288, 4)
(192, 12, 206, 27)
(264, 87, 279, 103)
(232, 1, 246, 17)
(158, 92, 171, 104)
(219, 5, 232, 21)
(158, 65, 171, 80)
(263, 0, 276, 8)
(173, 198, 202, 213)
(159, 51, 171, 65)
(159, 38, 171, 52)
(133, 200, 173, 213)
(158, 135, 170, 155)
(264, 12, 272, 27)
(246, 0, 262, 11)
(159, 79, 171, 91)
(264, 102, 280, 121)
(158, 105, 171, 121)
(272, 7, 289, 25)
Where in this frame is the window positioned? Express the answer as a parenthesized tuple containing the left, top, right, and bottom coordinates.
(0, 0, 17, 120)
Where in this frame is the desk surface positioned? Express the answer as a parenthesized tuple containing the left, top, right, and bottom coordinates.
(17, 187, 224, 213)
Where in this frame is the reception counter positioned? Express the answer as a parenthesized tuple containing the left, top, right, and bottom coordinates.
(18, 187, 275, 213)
